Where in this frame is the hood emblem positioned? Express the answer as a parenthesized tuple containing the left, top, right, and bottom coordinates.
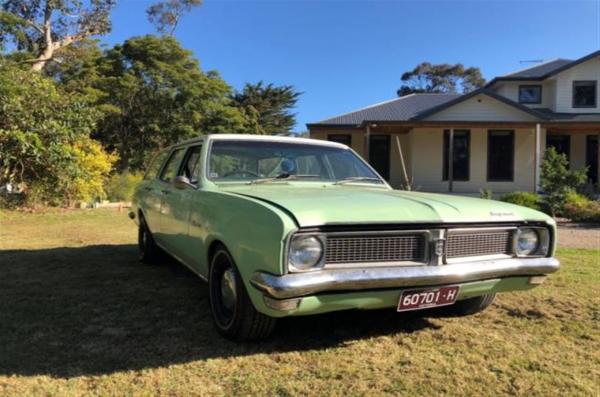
(490, 211, 515, 217)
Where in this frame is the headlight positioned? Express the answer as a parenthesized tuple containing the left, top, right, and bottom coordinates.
(516, 228, 539, 255)
(288, 235, 323, 271)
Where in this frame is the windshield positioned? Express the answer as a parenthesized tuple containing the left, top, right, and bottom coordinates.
(208, 140, 383, 184)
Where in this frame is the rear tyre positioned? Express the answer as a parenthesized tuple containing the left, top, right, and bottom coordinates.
(209, 246, 277, 341)
(445, 293, 496, 316)
(138, 215, 161, 265)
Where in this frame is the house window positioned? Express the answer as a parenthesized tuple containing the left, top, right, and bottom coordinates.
(519, 85, 542, 104)
(573, 81, 597, 108)
(328, 134, 351, 146)
(443, 130, 470, 181)
(546, 134, 571, 165)
(487, 130, 514, 181)
(586, 135, 598, 184)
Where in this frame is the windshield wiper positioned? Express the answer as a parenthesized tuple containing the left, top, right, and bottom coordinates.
(248, 173, 321, 185)
(333, 177, 383, 185)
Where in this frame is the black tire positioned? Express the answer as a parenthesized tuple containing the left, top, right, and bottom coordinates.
(138, 215, 161, 265)
(209, 246, 276, 341)
(444, 293, 496, 316)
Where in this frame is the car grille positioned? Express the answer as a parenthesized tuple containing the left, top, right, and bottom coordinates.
(446, 230, 513, 258)
(324, 234, 426, 265)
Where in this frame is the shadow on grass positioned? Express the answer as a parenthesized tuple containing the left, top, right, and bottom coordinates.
(0, 245, 440, 378)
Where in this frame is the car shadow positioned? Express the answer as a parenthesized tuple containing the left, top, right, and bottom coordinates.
(0, 245, 441, 378)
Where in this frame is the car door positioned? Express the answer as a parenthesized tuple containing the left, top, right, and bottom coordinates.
(159, 145, 203, 263)
(155, 147, 187, 247)
(137, 150, 169, 234)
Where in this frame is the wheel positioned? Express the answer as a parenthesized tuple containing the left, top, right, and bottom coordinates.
(444, 293, 496, 316)
(209, 246, 277, 341)
(138, 215, 162, 265)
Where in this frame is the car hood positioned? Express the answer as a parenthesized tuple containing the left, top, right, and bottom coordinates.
(220, 184, 553, 228)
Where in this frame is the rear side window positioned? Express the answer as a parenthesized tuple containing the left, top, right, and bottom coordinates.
(144, 151, 169, 180)
(160, 149, 186, 183)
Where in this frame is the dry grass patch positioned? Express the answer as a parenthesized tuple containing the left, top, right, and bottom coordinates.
(0, 209, 598, 396)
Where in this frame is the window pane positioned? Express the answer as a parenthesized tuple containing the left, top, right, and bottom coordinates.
(573, 81, 597, 108)
(443, 130, 470, 181)
(546, 135, 571, 165)
(369, 135, 390, 180)
(328, 134, 351, 146)
(519, 85, 542, 104)
(144, 151, 169, 180)
(160, 149, 186, 182)
(208, 141, 381, 182)
(182, 145, 202, 181)
(488, 130, 514, 181)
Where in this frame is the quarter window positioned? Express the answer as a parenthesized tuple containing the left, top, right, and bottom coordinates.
(443, 130, 470, 181)
(182, 145, 203, 183)
(573, 81, 597, 108)
(159, 148, 186, 183)
(518, 85, 542, 104)
(487, 130, 514, 181)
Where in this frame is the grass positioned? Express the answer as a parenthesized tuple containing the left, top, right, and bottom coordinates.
(0, 209, 598, 396)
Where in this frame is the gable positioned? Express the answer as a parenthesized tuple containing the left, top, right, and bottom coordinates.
(421, 93, 541, 122)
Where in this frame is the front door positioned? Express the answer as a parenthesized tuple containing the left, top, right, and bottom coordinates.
(160, 145, 203, 263)
(369, 135, 390, 181)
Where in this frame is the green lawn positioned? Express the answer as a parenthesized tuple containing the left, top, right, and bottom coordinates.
(0, 209, 598, 396)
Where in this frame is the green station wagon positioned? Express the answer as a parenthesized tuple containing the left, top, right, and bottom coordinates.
(132, 134, 559, 341)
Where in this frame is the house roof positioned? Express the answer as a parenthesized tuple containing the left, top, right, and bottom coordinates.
(308, 93, 460, 126)
(486, 50, 600, 86)
(411, 88, 550, 121)
(534, 109, 600, 123)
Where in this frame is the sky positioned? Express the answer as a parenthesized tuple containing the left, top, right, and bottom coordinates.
(105, 0, 600, 132)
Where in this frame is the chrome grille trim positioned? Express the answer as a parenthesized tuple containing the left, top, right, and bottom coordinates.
(325, 234, 426, 265)
(446, 227, 516, 260)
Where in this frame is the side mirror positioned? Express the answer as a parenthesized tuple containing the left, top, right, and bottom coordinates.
(173, 175, 194, 189)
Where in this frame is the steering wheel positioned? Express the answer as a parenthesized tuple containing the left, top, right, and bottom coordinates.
(223, 169, 261, 178)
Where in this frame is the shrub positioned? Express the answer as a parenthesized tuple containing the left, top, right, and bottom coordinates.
(540, 148, 587, 216)
(562, 191, 600, 222)
(499, 191, 541, 211)
(105, 172, 144, 202)
(479, 188, 493, 200)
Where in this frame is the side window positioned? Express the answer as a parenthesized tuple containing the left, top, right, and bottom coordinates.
(160, 149, 186, 183)
(182, 145, 203, 183)
(144, 151, 169, 180)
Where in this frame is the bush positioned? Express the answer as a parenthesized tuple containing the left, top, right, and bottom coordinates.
(105, 172, 144, 202)
(499, 191, 542, 211)
(540, 148, 587, 216)
(479, 188, 493, 200)
(562, 191, 600, 222)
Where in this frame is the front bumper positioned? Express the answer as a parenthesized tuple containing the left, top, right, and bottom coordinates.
(250, 257, 560, 300)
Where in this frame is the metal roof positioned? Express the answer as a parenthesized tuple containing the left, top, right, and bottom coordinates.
(310, 94, 460, 126)
(502, 59, 573, 79)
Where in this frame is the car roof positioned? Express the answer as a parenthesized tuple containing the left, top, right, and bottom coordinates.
(171, 134, 348, 150)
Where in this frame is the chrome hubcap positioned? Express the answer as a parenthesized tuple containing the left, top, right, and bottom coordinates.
(220, 268, 237, 311)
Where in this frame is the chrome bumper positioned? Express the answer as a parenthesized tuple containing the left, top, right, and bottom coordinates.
(250, 257, 560, 299)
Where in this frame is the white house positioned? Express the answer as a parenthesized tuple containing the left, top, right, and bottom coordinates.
(308, 50, 600, 194)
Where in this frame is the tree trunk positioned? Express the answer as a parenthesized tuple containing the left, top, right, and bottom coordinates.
(30, 47, 53, 72)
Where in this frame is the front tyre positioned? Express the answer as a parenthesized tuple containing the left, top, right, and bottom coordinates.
(209, 246, 276, 341)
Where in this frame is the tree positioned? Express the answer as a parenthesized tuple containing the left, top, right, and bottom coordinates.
(147, 0, 202, 35)
(0, 0, 115, 72)
(397, 62, 485, 96)
(232, 81, 301, 135)
(89, 35, 249, 171)
(0, 64, 116, 206)
(540, 147, 587, 217)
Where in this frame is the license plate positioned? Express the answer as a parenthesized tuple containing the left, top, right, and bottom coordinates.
(397, 285, 460, 312)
